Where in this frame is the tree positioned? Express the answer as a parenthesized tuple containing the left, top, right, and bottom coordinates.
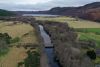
(24, 51, 40, 67)
(0, 33, 12, 44)
(0, 33, 12, 56)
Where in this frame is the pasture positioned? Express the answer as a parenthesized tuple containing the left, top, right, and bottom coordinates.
(0, 21, 40, 67)
(35, 16, 100, 28)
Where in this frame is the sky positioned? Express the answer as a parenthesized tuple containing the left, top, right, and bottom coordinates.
(0, 0, 100, 11)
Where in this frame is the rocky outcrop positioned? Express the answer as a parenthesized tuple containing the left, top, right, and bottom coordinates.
(40, 21, 95, 67)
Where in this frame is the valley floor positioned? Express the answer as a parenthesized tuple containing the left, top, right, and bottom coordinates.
(0, 16, 100, 67)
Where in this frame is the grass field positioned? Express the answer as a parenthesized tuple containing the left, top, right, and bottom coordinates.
(76, 28, 100, 64)
(0, 21, 40, 67)
(78, 32, 100, 48)
(75, 28, 100, 48)
(35, 16, 100, 28)
(0, 22, 33, 38)
(0, 47, 27, 67)
(75, 28, 100, 34)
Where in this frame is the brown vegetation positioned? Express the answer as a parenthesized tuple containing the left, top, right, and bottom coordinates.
(0, 17, 40, 67)
(39, 21, 95, 67)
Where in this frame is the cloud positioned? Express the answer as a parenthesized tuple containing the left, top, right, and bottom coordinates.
(46, 0, 100, 7)
(0, 0, 100, 11)
(0, 0, 51, 4)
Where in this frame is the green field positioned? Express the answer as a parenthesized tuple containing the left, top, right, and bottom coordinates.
(75, 28, 100, 35)
(75, 28, 100, 63)
(75, 28, 100, 48)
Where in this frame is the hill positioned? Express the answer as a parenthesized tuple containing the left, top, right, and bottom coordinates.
(31, 2, 100, 22)
(0, 9, 16, 16)
(48, 2, 100, 22)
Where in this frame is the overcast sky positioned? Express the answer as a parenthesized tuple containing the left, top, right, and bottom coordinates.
(0, 0, 100, 11)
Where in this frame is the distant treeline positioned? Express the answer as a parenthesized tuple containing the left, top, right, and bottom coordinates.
(0, 9, 16, 16)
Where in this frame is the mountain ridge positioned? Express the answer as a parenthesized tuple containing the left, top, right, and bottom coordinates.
(33, 2, 100, 22)
(14, 2, 100, 22)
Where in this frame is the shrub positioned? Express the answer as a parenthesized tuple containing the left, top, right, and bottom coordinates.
(11, 37, 20, 43)
(87, 50, 96, 60)
(0, 33, 12, 56)
(24, 50, 40, 67)
(17, 62, 24, 67)
(0, 33, 12, 44)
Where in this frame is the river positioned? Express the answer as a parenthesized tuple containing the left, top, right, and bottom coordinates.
(23, 14, 59, 17)
(39, 25, 60, 67)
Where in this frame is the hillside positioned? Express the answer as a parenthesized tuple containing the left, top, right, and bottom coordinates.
(31, 2, 100, 22)
(0, 9, 16, 16)
(48, 2, 100, 21)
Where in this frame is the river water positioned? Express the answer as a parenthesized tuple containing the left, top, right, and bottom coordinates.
(39, 25, 60, 67)
(23, 14, 59, 17)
